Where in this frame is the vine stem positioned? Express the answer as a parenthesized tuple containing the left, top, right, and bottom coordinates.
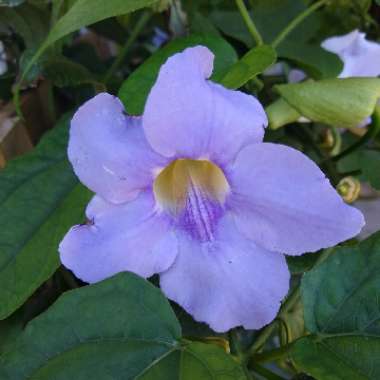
(271, 0, 329, 48)
(235, 0, 263, 46)
(103, 11, 151, 84)
(249, 342, 293, 365)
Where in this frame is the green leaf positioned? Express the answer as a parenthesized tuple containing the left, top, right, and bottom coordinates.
(338, 149, 380, 190)
(276, 78, 380, 128)
(292, 336, 378, 380)
(42, 56, 99, 88)
(291, 233, 380, 379)
(44, 0, 157, 46)
(0, 273, 245, 380)
(140, 342, 246, 379)
(118, 34, 237, 115)
(0, 115, 92, 320)
(277, 41, 343, 79)
(0, 4, 49, 49)
(18, 0, 158, 91)
(19, 48, 45, 82)
(0, 273, 181, 379)
(209, 10, 252, 47)
(190, 11, 221, 37)
(220, 45, 276, 89)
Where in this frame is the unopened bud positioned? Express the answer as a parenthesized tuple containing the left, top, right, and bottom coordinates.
(337, 176, 361, 203)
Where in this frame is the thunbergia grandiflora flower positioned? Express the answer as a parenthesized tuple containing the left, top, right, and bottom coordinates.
(59, 46, 364, 332)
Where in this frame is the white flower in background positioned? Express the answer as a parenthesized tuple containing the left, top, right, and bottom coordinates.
(0, 41, 7, 76)
(266, 30, 380, 83)
(322, 29, 380, 78)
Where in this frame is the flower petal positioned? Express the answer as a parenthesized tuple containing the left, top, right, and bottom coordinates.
(229, 143, 365, 255)
(59, 192, 177, 283)
(69, 93, 166, 204)
(160, 215, 290, 332)
(143, 46, 267, 166)
(322, 30, 380, 78)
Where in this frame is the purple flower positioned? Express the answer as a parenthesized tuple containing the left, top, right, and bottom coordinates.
(59, 46, 364, 332)
(322, 29, 380, 78)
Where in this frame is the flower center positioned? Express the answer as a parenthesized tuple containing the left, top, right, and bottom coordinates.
(154, 159, 230, 241)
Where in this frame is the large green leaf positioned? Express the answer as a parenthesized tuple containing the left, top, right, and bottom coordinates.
(0, 273, 245, 380)
(276, 78, 380, 128)
(0, 273, 181, 379)
(291, 233, 380, 379)
(118, 34, 237, 115)
(0, 115, 92, 320)
(220, 45, 276, 89)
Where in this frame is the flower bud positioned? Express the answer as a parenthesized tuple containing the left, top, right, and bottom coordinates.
(337, 176, 361, 203)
